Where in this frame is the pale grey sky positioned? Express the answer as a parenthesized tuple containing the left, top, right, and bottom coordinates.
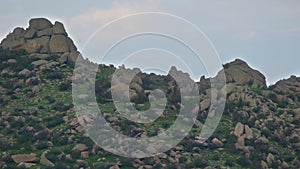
(1, 0, 299, 85)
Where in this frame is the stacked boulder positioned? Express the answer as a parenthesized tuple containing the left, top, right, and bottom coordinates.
(0, 18, 82, 63)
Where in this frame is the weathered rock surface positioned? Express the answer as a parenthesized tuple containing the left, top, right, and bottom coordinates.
(11, 154, 38, 164)
(40, 151, 55, 167)
(234, 122, 244, 137)
(223, 59, 267, 88)
(0, 18, 82, 63)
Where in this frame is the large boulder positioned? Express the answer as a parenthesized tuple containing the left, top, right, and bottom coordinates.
(11, 154, 38, 164)
(49, 35, 70, 53)
(223, 59, 267, 88)
(234, 122, 244, 137)
(53, 21, 67, 35)
(25, 36, 50, 53)
(29, 18, 52, 30)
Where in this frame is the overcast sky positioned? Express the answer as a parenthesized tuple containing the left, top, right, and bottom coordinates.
(1, 0, 299, 85)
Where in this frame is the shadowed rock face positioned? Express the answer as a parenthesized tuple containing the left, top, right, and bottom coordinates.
(0, 18, 81, 63)
(223, 59, 267, 88)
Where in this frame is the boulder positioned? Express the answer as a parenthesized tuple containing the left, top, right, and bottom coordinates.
(29, 18, 52, 30)
(7, 59, 17, 64)
(234, 122, 244, 137)
(24, 28, 36, 39)
(53, 21, 67, 35)
(17, 162, 36, 168)
(110, 165, 120, 169)
(49, 35, 69, 53)
(223, 59, 267, 88)
(236, 136, 245, 149)
(24, 39, 42, 53)
(81, 151, 89, 158)
(212, 138, 223, 147)
(29, 53, 50, 60)
(261, 160, 269, 169)
(31, 60, 48, 67)
(281, 161, 289, 168)
(32, 86, 40, 93)
(255, 136, 269, 144)
(68, 51, 82, 63)
(40, 151, 55, 167)
(266, 153, 275, 166)
(24, 35, 50, 53)
(200, 99, 210, 111)
(18, 69, 31, 77)
(244, 125, 253, 139)
(11, 154, 38, 164)
(12, 27, 26, 39)
(59, 52, 68, 63)
(72, 144, 88, 152)
(36, 28, 53, 37)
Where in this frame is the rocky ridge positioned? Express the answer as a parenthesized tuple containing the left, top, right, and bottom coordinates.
(0, 18, 299, 169)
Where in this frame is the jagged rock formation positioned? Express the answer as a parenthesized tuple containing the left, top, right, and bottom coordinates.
(0, 18, 82, 63)
(199, 59, 267, 91)
(223, 59, 267, 88)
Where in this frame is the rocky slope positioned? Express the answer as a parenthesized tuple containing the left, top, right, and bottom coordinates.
(0, 18, 299, 169)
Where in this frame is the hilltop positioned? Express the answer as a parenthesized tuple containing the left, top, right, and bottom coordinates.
(0, 18, 299, 169)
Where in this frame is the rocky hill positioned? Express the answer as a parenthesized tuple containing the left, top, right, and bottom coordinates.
(0, 18, 299, 169)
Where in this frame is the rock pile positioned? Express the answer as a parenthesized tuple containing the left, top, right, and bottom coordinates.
(0, 18, 82, 63)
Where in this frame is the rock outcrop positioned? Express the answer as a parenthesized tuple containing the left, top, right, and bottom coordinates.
(0, 18, 82, 63)
(272, 75, 300, 94)
(223, 59, 267, 88)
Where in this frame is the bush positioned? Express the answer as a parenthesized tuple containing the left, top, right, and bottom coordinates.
(249, 87, 262, 95)
(35, 141, 50, 149)
(45, 149, 61, 163)
(46, 70, 64, 79)
(45, 114, 65, 128)
(51, 102, 72, 111)
(193, 158, 209, 168)
(58, 81, 71, 91)
(45, 95, 56, 103)
(237, 155, 251, 167)
(0, 138, 11, 150)
(268, 93, 278, 102)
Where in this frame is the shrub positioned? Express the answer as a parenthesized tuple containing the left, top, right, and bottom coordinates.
(51, 102, 72, 111)
(0, 138, 11, 150)
(237, 155, 251, 167)
(46, 71, 64, 79)
(45, 148, 61, 163)
(249, 87, 262, 95)
(193, 158, 209, 168)
(58, 81, 71, 91)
